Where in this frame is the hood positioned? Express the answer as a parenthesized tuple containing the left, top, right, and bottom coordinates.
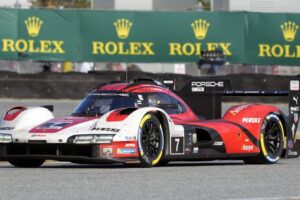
(30, 116, 97, 133)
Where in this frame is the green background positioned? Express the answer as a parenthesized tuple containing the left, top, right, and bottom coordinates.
(0, 8, 299, 65)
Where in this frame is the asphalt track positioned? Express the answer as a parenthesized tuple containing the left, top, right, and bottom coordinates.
(0, 99, 300, 200)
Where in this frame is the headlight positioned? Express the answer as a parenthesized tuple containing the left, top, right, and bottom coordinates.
(72, 134, 115, 144)
(0, 133, 12, 143)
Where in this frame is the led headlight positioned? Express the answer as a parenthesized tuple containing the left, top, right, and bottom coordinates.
(72, 134, 115, 144)
(0, 133, 12, 143)
(94, 135, 114, 144)
(73, 135, 94, 144)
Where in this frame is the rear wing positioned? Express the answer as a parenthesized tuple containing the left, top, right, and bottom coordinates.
(172, 78, 300, 158)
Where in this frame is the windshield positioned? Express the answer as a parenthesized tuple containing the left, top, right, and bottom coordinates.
(72, 92, 138, 116)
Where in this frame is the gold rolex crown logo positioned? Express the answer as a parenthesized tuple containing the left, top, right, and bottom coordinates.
(24, 16, 43, 37)
(114, 18, 132, 39)
(191, 19, 210, 40)
(281, 21, 299, 42)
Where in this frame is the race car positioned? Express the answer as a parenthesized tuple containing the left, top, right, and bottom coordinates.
(0, 78, 299, 167)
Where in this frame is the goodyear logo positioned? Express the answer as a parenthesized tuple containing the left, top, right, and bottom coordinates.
(259, 21, 300, 58)
(1, 16, 65, 54)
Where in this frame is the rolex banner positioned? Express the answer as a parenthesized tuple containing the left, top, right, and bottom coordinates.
(0, 8, 300, 65)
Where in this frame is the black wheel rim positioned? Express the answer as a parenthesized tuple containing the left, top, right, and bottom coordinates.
(264, 120, 281, 157)
(141, 120, 161, 159)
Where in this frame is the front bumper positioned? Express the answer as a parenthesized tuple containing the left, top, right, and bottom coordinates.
(0, 143, 138, 164)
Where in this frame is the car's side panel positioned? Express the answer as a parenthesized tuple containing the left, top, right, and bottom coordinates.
(223, 104, 280, 140)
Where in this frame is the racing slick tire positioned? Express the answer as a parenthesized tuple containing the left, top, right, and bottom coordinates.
(244, 113, 284, 164)
(8, 159, 45, 168)
(138, 114, 164, 167)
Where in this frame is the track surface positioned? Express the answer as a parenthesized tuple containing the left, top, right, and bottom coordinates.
(0, 160, 300, 200)
(0, 99, 300, 200)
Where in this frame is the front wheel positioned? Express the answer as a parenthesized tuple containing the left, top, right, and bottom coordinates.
(138, 114, 164, 167)
(8, 159, 45, 168)
(244, 113, 284, 164)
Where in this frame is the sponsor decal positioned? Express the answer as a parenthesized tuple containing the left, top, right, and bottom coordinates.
(0, 127, 14, 130)
(137, 95, 144, 100)
(193, 147, 199, 154)
(288, 140, 294, 149)
(290, 80, 300, 91)
(39, 122, 70, 129)
(241, 144, 254, 151)
(288, 149, 298, 156)
(242, 118, 261, 123)
(91, 127, 120, 132)
(191, 81, 224, 88)
(169, 18, 232, 57)
(2, 16, 65, 54)
(191, 87, 204, 92)
(92, 18, 155, 56)
(163, 80, 174, 84)
(185, 147, 192, 154)
(293, 96, 299, 105)
(31, 134, 46, 137)
(213, 141, 224, 146)
(117, 148, 136, 154)
(124, 136, 136, 140)
(92, 93, 129, 97)
(191, 81, 224, 92)
(291, 106, 300, 112)
(102, 147, 113, 157)
(229, 105, 249, 116)
(192, 133, 197, 144)
(258, 21, 300, 59)
(125, 143, 136, 148)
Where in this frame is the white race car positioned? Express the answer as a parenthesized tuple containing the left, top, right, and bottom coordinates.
(0, 79, 298, 167)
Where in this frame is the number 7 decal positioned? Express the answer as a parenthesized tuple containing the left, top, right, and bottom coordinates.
(171, 137, 184, 154)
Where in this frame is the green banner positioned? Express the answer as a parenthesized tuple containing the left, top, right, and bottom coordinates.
(0, 8, 299, 65)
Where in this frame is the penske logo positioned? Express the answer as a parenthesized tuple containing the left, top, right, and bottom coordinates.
(242, 118, 261, 123)
(1, 16, 65, 54)
(92, 18, 155, 56)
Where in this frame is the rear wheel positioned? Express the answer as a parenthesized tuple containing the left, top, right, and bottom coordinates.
(244, 113, 284, 164)
(8, 159, 45, 168)
(138, 114, 164, 167)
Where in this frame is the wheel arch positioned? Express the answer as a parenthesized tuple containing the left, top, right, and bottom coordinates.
(148, 110, 170, 158)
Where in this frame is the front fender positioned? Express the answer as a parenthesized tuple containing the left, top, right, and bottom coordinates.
(96, 107, 172, 142)
(0, 107, 54, 131)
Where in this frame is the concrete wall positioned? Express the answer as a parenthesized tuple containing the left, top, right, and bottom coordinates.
(229, 0, 300, 13)
(115, 0, 152, 10)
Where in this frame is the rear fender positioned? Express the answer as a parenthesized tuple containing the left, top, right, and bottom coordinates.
(223, 104, 281, 140)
